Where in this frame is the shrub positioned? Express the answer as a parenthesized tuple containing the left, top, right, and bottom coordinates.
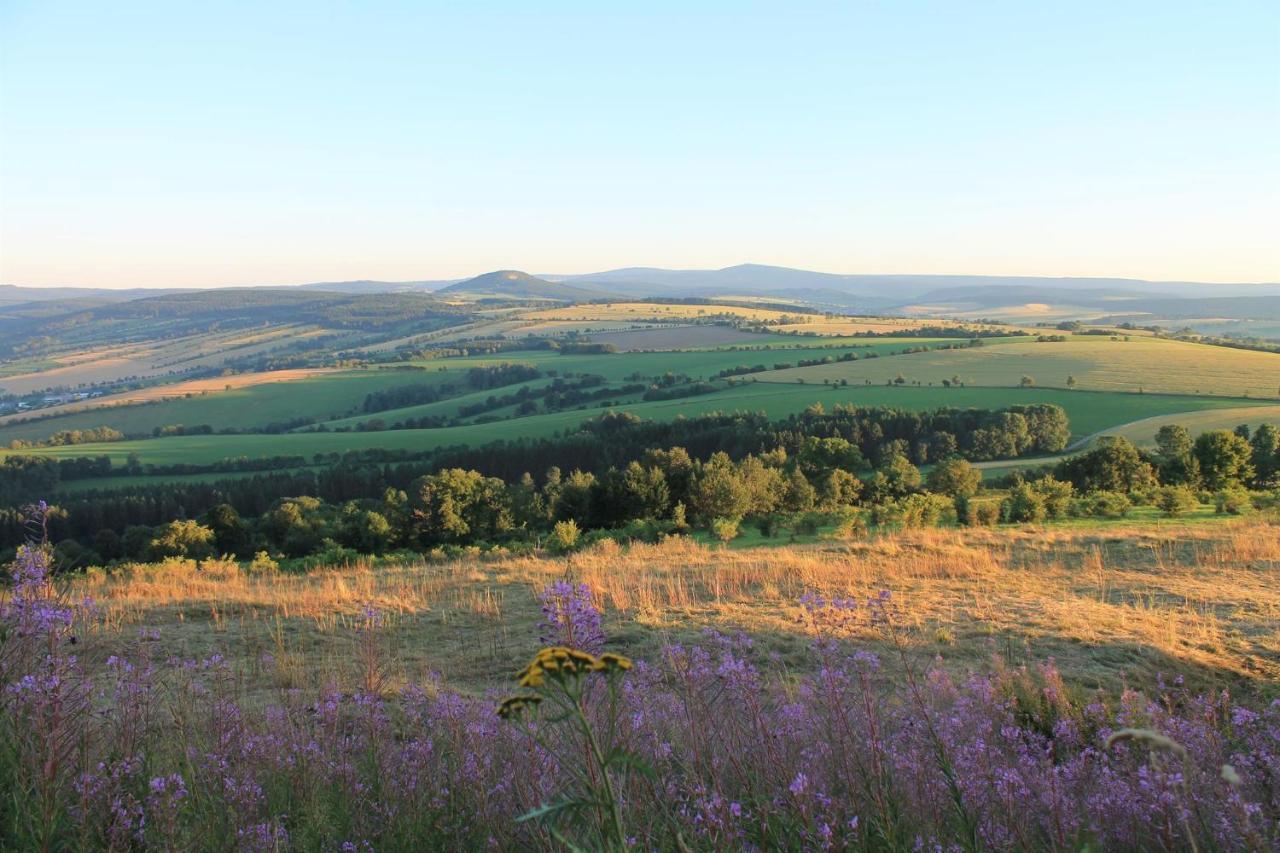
(1214, 487, 1254, 515)
(1003, 483, 1047, 523)
(1086, 490, 1133, 519)
(547, 519, 582, 553)
(965, 500, 1001, 526)
(710, 517, 740, 543)
(1156, 485, 1198, 517)
(248, 551, 280, 574)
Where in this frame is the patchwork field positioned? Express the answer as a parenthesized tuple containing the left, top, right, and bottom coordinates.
(759, 336, 1280, 398)
(6, 383, 1266, 469)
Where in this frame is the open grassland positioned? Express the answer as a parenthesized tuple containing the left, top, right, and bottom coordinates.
(8, 385, 1261, 469)
(53, 520, 1280, 700)
(760, 336, 1280, 398)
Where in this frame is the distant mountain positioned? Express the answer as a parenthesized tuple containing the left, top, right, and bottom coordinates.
(293, 279, 458, 294)
(440, 270, 610, 301)
(555, 264, 1280, 300)
(0, 284, 189, 306)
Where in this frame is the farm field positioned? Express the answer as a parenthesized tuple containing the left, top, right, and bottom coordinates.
(759, 336, 1280, 398)
(0, 340, 978, 444)
(0, 324, 331, 395)
(6, 384, 1266, 469)
(0, 368, 453, 444)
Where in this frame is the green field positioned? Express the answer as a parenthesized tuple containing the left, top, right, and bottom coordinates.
(7, 383, 1268, 470)
(0, 368, 461, 444)
(759, 336, 1280, 398)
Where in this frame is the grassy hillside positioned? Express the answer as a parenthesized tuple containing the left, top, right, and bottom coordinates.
(59, 521, 1280, 696)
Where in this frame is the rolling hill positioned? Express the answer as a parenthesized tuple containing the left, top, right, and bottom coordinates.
(440, 270, 611, 301)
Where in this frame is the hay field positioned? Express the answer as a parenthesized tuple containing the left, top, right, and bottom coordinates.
(759, 337, 1280, 398)
(55, 520, 1280, 699)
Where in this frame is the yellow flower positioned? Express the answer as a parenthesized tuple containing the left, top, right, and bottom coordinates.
(518, 665, 546, 688)
(598, 653, 633, 672)
(497, 694, 542, 719)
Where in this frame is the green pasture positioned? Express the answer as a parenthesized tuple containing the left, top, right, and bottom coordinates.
(8, 383, 1268, 471)
(0, 368, 463, 444)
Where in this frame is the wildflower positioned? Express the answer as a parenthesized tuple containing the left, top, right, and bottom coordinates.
(538, 581, 606, 652)
(597, 652, 633, 673)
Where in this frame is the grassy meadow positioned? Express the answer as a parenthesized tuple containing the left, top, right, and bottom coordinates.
(61, 518, 1280, 700)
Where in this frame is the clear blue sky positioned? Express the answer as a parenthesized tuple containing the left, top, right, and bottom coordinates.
(2, 1, 1277, 287)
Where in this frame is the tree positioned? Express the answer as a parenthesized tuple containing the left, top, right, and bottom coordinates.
(409, 468, 512, 544)
(925, 458, 980, 499)
(819, 469, 863, 508)
(878, 454, 922, 498)
(1056, 437, 1156, 492)
(1020, 375, 1035, 388)
(1066, 375, 1077, 389)
(1154, 425, 1198, 486)
(1249, 423, 1279, 488)
(1193, 430, 1254, 491)
(205, 503, 251, 556)
(149, 520, 215, 560)
(781, 468, 817, 513)
(339, 503, 393, 553)
(688, 452, 750, 523)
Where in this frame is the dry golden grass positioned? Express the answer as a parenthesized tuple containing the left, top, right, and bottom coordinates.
(40, 519, 1280, 700)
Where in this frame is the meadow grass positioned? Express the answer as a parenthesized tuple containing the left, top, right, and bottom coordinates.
(54, 517, 1280, 701)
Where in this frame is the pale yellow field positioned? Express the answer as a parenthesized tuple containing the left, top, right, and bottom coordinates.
(772, 318, 1019, 335)
(51, 520, 1280, 698)
(0, 324, 325, 394)
(759, 336, 1280, 398)
(524, 302, 806, 323)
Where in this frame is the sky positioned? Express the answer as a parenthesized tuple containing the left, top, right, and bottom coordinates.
(1, 1, 1277, 288)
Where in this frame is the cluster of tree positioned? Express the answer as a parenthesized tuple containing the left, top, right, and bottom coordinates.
(2, 403, 1078, 560)
(555, 342, 618, 355)
(7, 426, 125, 450)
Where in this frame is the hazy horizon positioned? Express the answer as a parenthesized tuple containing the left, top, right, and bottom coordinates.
(3, 1, 1277, 288)
(5, 262, 1280, 292)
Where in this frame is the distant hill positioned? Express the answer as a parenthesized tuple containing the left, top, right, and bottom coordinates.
(440, 270, 610, 301)
(293, 279, 458, 294)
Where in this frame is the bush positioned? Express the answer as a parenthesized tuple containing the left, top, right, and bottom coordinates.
(826, 507, 868, 539)
(247, 551, 279, 574)
(1085, 490, 1132, 519)
(1214, 487, 1253, 515)
(547, 519, 582, 553)
(710, 517, 740, 543)
(1003, 484, 1046, 523)
(1155, 485, 1198, 518)
(965, 500, 1001, 527)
